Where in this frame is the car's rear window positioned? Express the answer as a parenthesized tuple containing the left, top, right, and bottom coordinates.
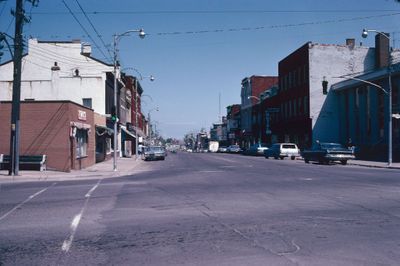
(282, 144, 296, 149)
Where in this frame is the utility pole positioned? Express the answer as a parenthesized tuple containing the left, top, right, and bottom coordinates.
(8, 0, 25, 176)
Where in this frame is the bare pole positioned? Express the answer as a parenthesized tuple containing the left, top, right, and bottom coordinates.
(8, 0, 24, 176)
(113, 34, 118, 171)
(111, 29, 146, 171)
(135, 77, 139, 159)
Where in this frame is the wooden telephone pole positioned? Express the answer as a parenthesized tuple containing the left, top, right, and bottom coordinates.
(8, 0, 38, 175)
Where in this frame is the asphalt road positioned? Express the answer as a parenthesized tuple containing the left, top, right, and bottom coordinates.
(1, 152, 400, 265)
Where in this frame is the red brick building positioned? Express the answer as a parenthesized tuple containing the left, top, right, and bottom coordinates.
(241, 76, 278, 147)
(0, 101, 95, 172)
(276, 43, 311, 149)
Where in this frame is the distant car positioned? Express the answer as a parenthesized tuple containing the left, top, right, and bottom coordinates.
(142, 146, 166, 161)
(301, 142, 355, 165)
(218, 146, 228, 153)
(242, 144, 269, 156)
(264, 143, 300, 160)
(227, 145, 242, 153)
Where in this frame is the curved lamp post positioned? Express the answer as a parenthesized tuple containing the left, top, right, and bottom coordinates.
(112, 29, 146, 171)
(122, 67, 154, 159)
(247, 95, 260, 101)
(362, 28, 393, 166)
(131, 69, 154, 159)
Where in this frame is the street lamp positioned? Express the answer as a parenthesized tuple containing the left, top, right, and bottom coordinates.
(132, 69, 154, 160)
(147, 107, 159, 146)
(112, 29, 146, 171)
(122, 67, 154, 159)
(362, 28, 393, 166)
(247, 95, 260, 102)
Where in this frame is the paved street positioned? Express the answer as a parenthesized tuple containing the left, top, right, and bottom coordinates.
(1, 152, 400, 265)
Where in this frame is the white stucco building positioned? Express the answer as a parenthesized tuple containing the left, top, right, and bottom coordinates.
(0, 39, 114, 115)
(0, 39, 122, 163)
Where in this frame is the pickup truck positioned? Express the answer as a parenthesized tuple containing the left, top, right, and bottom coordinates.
(301, 142, 355, 165)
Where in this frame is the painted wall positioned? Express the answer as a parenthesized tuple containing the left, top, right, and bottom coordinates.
(309, 43, 375, 143)
(0, 39, 113, 115)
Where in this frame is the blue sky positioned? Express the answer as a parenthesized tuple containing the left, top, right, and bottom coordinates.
(1, 0, 400, 138)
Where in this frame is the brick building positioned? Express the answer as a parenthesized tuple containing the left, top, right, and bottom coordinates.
(0, 101, 95, 172)
(275, 40, 374, 148)
(240, 76, 278, 147)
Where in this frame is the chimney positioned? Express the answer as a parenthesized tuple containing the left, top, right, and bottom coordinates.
(375, 33, 390, 69)
(81, 43, 92, 57)
(346, 38, 355, 49)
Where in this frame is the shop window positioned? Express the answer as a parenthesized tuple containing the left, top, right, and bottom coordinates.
(76, 129, 88, 158)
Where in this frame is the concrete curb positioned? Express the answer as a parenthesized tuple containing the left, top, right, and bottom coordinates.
(0, 157, 144, 183)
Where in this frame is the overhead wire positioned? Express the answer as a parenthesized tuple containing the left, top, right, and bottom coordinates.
(73, 0, 112, 61)
(30, 9, 400, 15)
(153, 12, 400, 36)
(24, 11, 400, 40)
(61, 0, 110, 62)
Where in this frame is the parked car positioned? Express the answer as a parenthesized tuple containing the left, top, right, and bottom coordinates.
(264, 143, 300, 160)
(142, 146, 166, 161)
(301, 142, 355, 165)
(218, 146, 228, 153)
(227, 145, 242, 153)
(208, 141, 219, 153)
(242, 143, 269, 156)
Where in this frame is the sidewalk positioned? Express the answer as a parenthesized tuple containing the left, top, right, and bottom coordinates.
(347, 159, 400, 169)
(0, 156, 144, 183)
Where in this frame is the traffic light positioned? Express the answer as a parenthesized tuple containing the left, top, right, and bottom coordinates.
(111, 106, 117, 123)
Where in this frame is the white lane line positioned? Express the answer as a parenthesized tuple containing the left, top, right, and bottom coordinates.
(197, 170, 224, 173)
(62, 179, 102, 253)
(85, 179, 101, 198)
(0, 183, 56, 221)
(213, 156, 236, 163)
(62, 212, 83, 252)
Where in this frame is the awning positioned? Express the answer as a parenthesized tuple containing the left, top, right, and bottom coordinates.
(95, 125, 114, 137)
(70, 121, 91, 130)
(121, 125, 136, 141)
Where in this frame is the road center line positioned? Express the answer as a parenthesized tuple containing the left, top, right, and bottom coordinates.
(0, 183, 56, 222)
(212, 156, 236, 163)
(85, 179, 101, 198)
(62, 179, 102, 253)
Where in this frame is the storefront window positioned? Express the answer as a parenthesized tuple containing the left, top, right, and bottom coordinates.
(106, 138, 112, 154)
(76, 129, 88, 158)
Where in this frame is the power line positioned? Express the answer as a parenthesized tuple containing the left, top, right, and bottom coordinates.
(61, 0, 109, 62)
(29, 9, 400, 15)
(74, 0, 112, 61)
(153, 12, 400, 36)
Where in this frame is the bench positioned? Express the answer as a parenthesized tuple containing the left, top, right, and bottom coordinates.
(0, 154, 47, 171)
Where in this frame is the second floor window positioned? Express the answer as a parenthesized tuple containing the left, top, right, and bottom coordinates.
(82, 98, 92, 109)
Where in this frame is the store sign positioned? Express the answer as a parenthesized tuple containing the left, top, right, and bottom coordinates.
(78, 110, 87, 121)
